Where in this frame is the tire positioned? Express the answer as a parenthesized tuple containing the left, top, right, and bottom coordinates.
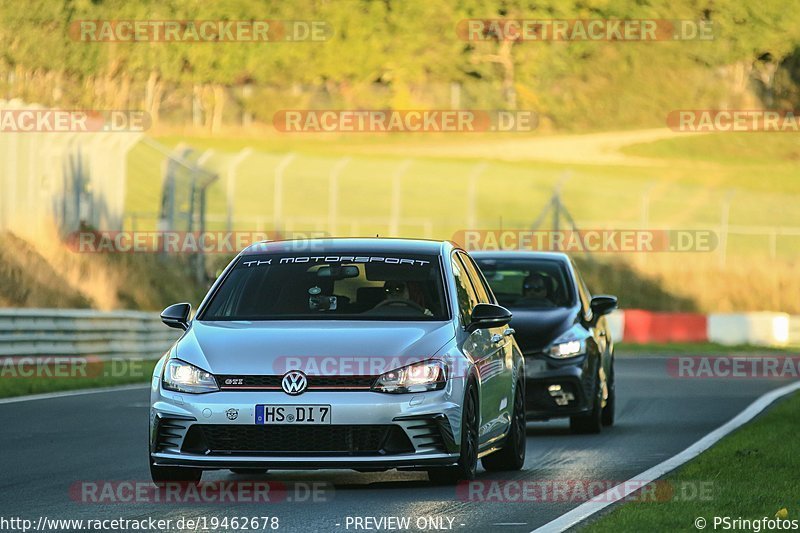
(569, 373, 603, 434)
(428, 381, 479, 485)
(230, 469, 269, 475)
(601, 364, 615, 427)
(482, 381, 526, 471)
(150, 462, 202, 486)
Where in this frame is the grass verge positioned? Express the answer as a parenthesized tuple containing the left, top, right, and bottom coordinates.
(616, 342, 796, 356)
(584, 390, 800, 531)
(0, 359, 157, 399)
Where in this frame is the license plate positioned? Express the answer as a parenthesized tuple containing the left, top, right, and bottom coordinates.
(255, 404, 331, 425)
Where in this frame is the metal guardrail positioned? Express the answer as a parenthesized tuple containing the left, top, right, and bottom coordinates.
(0, 308, 180, 358)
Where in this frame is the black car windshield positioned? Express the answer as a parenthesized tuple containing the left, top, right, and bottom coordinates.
(474, 258, 575, 309)
(201, 253, 449, 321)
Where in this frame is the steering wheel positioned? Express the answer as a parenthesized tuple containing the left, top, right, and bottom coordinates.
(373, 299, 427, 313)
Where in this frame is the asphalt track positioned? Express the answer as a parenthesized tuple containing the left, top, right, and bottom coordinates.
(0, 356, 794, 533)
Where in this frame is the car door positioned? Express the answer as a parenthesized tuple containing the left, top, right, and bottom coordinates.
(455, 251, 511, 443)
(571, 260, 609, 400)
(451, 253, 494, 443)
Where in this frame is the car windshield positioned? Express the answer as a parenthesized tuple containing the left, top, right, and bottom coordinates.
(474, 258, 574, 309)
(201, 252, 448, 321)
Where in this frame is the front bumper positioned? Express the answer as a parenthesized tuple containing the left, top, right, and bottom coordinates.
(523, 355, 593, 420)
(150, 387, 462, 470)
(151, 451, 459, 470)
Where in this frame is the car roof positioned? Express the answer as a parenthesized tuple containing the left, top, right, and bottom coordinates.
(241, 237, 456, 256)
(469, 250, 572, 262)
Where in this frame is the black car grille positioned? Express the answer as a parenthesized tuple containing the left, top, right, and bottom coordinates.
(217, 375, 376, 390)
(182, 424, 414, 456)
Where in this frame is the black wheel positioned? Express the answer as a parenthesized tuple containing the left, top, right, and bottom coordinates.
(570, 373, 603, 434)
(230, 468, 269, 475)
(601, 364, 615, 427)
(150, 462, 202, 486)
(428, 381, 479, 484)
(482, 380, 526, 471)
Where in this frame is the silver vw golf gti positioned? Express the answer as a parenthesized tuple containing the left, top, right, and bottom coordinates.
(150, 238, 526, 484)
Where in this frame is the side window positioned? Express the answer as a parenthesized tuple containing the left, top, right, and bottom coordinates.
(457, 252, 493, 304)
(451, 254, 480, 326)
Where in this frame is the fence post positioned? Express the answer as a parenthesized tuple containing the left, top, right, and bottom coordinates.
(718, 190, 735, 269)
(639, 182, 655, 266)
(225, 148, 254, 231)
(328, 157, 350, 237)
(389, 159, 412, 236)
(466, 162, 488, 230)
(273, 153, 296, 232)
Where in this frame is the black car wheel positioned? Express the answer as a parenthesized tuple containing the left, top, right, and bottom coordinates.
(569, 372, 603, 434)
(601, 364, 615, 427)
(482, 380, 526, 471)
(428, 381, 479, 484)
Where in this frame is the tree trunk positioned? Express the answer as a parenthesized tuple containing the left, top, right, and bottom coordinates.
(211, 84, 225, 134)
(144, 70, 163, 128)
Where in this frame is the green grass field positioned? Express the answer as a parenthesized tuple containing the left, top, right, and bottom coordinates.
(118, 130, 800, 312)
(0, 359, 158, 399)
(584, 390, 800, 531)
(121, 131, 800, 258)
(616, 343, 795, 356)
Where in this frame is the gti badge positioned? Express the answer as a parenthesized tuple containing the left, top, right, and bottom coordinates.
(226, 408, 239, 420)
(281, 370, 308, 395)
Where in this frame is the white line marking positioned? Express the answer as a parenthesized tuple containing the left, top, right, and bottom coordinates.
(0, 383, 149, 405)
(532, 380, 800, 533)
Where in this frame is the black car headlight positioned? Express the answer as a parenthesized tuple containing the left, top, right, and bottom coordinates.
(162, 359, 219, 394)
(549, 339, 585, 358)
(371, 360, 447, 393)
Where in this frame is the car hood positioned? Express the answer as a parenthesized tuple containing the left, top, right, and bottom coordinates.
(174, 320, 456, 375)
(506, 306, 577, 354)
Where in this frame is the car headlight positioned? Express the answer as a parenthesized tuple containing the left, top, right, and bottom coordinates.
(548, 339, 586, 359)
(371, 360, 447, 393)
(162, 359, 219, 394)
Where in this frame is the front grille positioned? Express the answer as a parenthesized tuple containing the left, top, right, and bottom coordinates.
(182, 424, 414, 455)
(217, 375, 376, 390)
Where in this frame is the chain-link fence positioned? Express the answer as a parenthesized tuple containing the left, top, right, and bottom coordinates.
(0, 99, 142, 238)
(171, 149, 800, 266)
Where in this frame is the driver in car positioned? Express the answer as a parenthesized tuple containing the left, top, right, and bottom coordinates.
(517, 273, 555, 308)
(374, 281, 433, 316)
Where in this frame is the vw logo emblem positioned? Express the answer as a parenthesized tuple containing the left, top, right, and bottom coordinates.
(281, 371, 308, 395)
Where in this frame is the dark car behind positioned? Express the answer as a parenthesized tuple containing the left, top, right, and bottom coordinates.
(471, 251, 617, 433)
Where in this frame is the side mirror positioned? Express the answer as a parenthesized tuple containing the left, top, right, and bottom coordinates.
(161, 303, 191, 330)
(590, 295, 618, 316)
(468, 303, 513, 332)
